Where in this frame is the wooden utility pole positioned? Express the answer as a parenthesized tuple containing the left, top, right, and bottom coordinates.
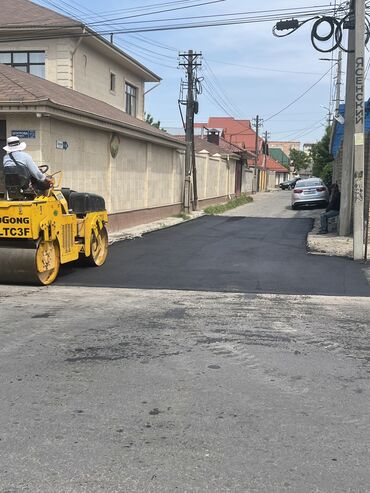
(352, 0, 365, 259)
(179, 50, 202, 211)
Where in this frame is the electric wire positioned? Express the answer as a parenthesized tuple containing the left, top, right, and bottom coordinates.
(264, 66, 333, 123)
(201, 58, 244, 118)
(205, 58, 322, 76)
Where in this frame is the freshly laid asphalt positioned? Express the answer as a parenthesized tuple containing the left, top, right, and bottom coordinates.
(57, 215, 370, 296)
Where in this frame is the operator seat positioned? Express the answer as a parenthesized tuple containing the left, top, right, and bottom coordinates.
(3, 163, 35, 200)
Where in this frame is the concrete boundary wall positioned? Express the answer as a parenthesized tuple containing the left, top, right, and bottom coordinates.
(1, 113, 239, 232)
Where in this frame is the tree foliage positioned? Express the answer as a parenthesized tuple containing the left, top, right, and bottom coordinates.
(309, 126, 333, 180)
(289, 148, 311, 172)
(144, 112, 162, 130)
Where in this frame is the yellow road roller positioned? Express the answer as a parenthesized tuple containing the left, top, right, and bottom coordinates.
(0, 169, 108, 285)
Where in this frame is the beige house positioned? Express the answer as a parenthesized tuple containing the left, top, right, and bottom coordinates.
(0, 0, 159, 118)
(0, 0, 241, 232)
(0, 65, 186, 232)
(0, 66, 238, 232)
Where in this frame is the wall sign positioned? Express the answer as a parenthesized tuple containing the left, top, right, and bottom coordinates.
(56, 140, 69, 150)
(11, 130, 36, 139)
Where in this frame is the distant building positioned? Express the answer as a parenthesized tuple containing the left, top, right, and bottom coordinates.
(269, 148, 290, 169)
(303, 143, 314, 155)
(269, 141, 300, 157)
(194, 117, 264, 153)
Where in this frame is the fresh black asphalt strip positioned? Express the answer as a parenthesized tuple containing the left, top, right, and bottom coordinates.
(56, 216, 370, 297)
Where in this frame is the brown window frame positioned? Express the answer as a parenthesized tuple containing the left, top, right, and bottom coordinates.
(125, 82, 137, 117)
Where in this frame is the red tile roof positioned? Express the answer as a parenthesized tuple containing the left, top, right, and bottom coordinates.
(258, 154, 289, 173)
(0, 64, 181, 146)
(195, 117, 264, 152)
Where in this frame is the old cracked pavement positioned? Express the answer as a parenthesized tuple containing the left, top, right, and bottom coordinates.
(0, 191, 370, 492)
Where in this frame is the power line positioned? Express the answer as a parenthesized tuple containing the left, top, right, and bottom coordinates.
(264, 66, 333, 122)
(201, 59, 243, 118)
(205, 58, 322, 76)
(1, 5, 340, 39)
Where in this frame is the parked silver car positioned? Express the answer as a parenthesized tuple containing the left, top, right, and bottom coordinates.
(291, 178, 329, 209)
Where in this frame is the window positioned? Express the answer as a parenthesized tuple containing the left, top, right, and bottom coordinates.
(125, 82, 137, 116)
(110, 72, 116, 92)
(0, 51, 45, 78)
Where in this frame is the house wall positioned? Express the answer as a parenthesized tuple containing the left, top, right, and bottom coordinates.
(1, 113, 239, 232)
(73, 41, 145, 119)
(0, 39, 75, 88)
(195, 152, 236, 201)
(242, 168, 254, 194)
(269, 141, 300, 156)
(1, 38, 145, 118)
(268, 171, 276, 189)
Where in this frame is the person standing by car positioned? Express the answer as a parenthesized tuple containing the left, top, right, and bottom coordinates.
(318, 183, 340, 234)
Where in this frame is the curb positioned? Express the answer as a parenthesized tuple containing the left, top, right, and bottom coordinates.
(108, 211, 205, 245)
(307, 217, 353, 258)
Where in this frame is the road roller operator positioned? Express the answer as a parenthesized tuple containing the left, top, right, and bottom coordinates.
(0, 137, 109, 285)
(3, 136, 53, 192)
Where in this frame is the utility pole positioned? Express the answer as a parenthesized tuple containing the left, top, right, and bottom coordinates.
(339, 1, 355, 237)
(334, 49, 343, 118)
(353, 0, 365, 259)
(178, 50, 202, 211)
(263, 130, 269, 191)
(330, 49, 343, 183)
(252, 115, 262, 193)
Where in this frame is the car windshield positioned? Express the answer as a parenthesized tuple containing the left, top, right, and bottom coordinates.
(295, 180, 322, 188)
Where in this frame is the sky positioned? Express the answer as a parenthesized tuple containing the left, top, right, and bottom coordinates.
(34, 0, 368, 147)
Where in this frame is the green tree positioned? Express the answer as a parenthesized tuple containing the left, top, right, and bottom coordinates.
(289, 148, 311, 172)
(309, 126, 333, 180)
(144, 112, 163, 130)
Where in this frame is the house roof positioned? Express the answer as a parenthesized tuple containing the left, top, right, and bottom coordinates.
(1, 0, 82, 27)
(195, 117, 264, 152)
(173, 135, 256, 160)
(269, 147, 290, 167)
(257, 154, 289, 173)
(0, 0, 160, 83)
(0, 64, 181, 146)
(174, 135, 240, 158)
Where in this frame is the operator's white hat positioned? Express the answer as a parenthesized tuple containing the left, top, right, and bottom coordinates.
(3, 136, 27, 152)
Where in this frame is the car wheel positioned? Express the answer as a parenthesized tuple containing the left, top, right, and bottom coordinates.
(292, 204, 297, 210)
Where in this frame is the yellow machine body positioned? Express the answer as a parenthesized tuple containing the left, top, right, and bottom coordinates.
(0, 189, 108, 285)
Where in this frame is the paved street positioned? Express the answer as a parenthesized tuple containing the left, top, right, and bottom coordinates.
(1, 191, 370, 492)
(57, 191, 370, 297)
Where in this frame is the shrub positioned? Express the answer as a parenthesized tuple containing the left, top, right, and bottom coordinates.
(204, 194, 253, 215)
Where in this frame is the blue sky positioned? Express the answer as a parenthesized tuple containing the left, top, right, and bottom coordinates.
(35, 0, 366, 146)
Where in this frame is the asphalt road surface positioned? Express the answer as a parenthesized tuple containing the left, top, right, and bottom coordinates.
(56, 193, 370, 297)
(1, 191, 370, 493)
